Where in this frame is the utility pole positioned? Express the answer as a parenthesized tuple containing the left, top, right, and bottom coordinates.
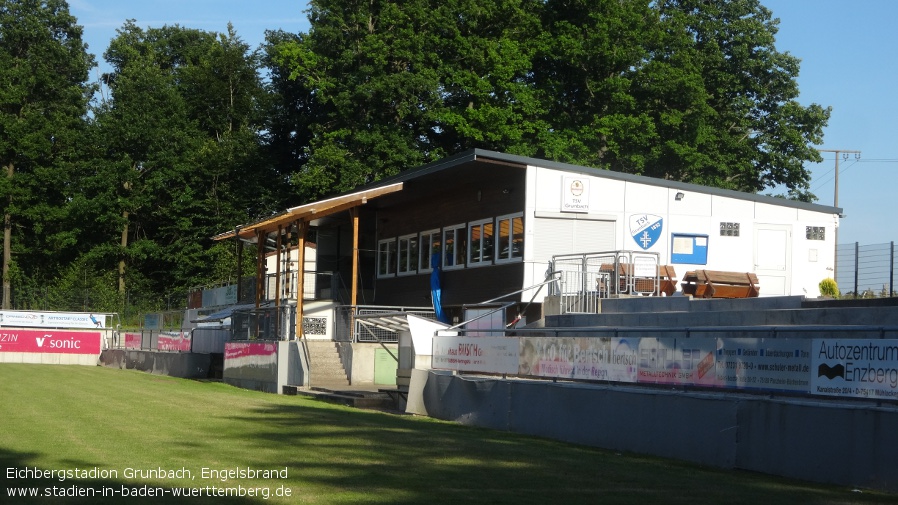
(818, 149, 861, 281)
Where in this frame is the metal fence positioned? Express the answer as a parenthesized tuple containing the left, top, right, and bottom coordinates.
(551, 250, 661, 313)
(334, 305, 437, 343)
(836, 242, 898, 297)
(230, 305, 297, 341)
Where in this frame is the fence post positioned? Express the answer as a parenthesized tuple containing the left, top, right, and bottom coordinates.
(854, 242, 859, 299)
(889, 240, 895, 297)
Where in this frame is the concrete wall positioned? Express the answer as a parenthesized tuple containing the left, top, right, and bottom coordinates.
(335, 341, 398, 385)
(412, 371, 898, 493)
(1, 352, 99, 366)
(223, 341, 308, 393)
(100, 349, 211, 378)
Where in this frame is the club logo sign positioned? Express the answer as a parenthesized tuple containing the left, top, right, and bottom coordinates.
(561, 176, 590, 213)
(629, 214, 663, 250)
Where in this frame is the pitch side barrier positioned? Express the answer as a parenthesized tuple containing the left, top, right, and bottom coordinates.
(431, 325, 898, 403)
(0, 310, 118, 366)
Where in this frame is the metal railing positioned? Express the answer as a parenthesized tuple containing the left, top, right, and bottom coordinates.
(334, 305, 436, 343)
(230, 305, 297, 341)
(551, 250, 661, 313)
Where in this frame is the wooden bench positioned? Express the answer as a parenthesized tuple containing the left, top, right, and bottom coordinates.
(599, 263, 678, 296)
(681, 270, 760, 298)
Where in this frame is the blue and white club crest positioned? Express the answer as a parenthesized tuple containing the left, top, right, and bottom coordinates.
(629, 214, 663, 250)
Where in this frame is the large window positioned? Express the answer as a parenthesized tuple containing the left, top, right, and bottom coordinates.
(443, 224, 466, 270)
(418, 229, 441, 273)
(377, 239, 397, 277)
(496, 214, 523, 262)
(468, 219, 494, 266)
(397, 234, 419, 275)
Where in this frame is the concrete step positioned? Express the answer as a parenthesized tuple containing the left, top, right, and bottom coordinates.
(303, 341, 349, 384)
(285, 385, 396, 410)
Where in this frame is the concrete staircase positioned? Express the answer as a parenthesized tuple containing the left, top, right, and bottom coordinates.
(283, 340, 399, 411)
(304, 340, 350, 386)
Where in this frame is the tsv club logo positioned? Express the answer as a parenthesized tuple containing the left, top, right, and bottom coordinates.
(629, 214, 663, 250)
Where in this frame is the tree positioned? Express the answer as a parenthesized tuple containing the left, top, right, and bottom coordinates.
(87, 21, 274, 300)
(269, 0, 829, 202)
(633, 0, 829, 198)
(0, 0, 94, 308)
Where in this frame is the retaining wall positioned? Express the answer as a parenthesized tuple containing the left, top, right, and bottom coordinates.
(413, 371, 898, 493)
(100, 349, 212, 378)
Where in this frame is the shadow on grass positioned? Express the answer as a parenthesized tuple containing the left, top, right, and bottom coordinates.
(218, 400, 895, 505)
(0, 447, 280, 504)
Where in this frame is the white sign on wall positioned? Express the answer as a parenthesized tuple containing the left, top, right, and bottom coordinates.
(561, 176, 590, 213)
(432, 336, 519, 374)
(811, 339, 898, 400)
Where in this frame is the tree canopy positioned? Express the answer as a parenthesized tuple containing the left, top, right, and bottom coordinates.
(270, 0, 829, 200)
(0, 0, 829, 312)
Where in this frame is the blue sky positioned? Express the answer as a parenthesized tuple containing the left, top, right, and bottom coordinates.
(69, 0, 896, 245)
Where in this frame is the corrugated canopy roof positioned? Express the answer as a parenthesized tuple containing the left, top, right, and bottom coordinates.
(212, 182, 404, 242)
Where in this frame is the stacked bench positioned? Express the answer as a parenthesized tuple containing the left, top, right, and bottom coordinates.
(681, 270, 760, 298)
(598, 263, 678, 296)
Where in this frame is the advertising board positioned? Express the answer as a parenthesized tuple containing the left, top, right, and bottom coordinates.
(0, 329, 102, 354)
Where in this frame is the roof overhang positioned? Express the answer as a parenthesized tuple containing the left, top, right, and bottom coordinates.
(213, 182, 404, 242)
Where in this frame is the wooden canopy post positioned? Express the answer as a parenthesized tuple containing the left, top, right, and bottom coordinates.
(274, 225, 283, 338)
(255, 229, 266, 308)
(350, 207, 359, 307)
(294, 220, 307, 340)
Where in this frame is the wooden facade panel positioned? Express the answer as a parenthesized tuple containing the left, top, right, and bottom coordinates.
(376, 167, 526, 239)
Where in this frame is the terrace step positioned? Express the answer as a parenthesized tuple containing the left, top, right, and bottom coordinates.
(304, 340, 349, 386)
(285, 384, 397, 410)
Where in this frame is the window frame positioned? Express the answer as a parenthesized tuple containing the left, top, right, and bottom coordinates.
(397, 233, 419, 276)
(442, 223, 467, 270)
(418, 229, 441, 273)
(467, 218, 495, 267)
(376, 238, 397, 278)
(495, 213, 524, 264)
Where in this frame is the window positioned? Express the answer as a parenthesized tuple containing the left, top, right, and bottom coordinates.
(443, 224, 466, 269)
(720, 222, 740, 237)
(418, 229, 441, 273)
(496, 214, 524, 262)
(806, 226, 825, 240)
(377, 239, 397, 277)
(468, 219, 494, 266)
(397, 234, 418, 275)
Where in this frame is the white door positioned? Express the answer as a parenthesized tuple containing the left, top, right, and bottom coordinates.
(754, 224, 791, 296)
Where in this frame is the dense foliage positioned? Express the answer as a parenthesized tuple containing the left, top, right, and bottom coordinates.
(0, 0, 829, 313)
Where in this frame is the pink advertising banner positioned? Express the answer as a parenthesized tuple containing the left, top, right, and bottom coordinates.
(124, 332, 142, 350)
(0, 329, 101, 354)
(157, 332, 191, 352)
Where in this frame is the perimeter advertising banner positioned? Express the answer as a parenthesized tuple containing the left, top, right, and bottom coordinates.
(811, 339, 898, 400)
(431, 336, 519, 374)
(432, 335, 828, 397)
(124, 332, 142, 350)
(157, 332, 191, 352)
(518, 337, 638, 382)
(0, 329, 102, 354)
(223, 342, 278, 382)
(0, 311, 106, 329)
(636, 337, 811, 393)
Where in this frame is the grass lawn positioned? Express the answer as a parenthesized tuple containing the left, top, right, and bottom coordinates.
(0, 364, 893, 504)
